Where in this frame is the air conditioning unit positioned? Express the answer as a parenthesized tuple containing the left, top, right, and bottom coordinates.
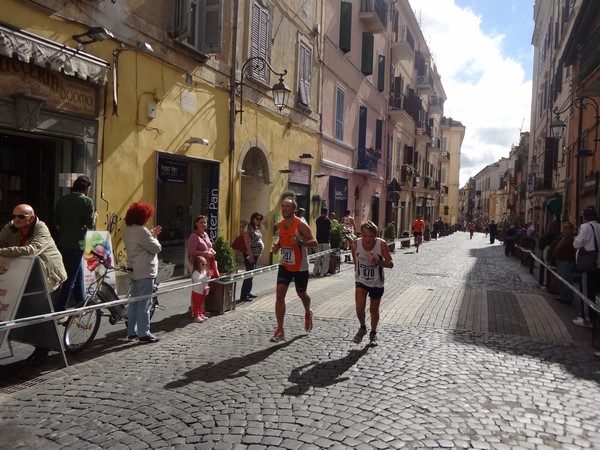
(417, 76, 425, 84)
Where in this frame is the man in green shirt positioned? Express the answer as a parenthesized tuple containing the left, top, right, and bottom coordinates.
(54, 175, 97, 312)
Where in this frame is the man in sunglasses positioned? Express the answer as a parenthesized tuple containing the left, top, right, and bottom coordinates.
(0, 204, 67, 366)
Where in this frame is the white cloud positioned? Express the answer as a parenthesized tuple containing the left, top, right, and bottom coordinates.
(408, 0, 532, 186)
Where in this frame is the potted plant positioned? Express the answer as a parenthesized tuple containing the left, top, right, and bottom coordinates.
(401, 230, 410, 248)
(384, 222, 397, 252)
(205, 236, 238, 314)
(330, 221, 345, 249)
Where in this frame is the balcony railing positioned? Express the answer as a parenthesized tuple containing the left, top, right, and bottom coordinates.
(391, 25, 415, 63)
(356, 148, 379, 173)
(359, 0, 387, 34)
(429, 96, 443, 115)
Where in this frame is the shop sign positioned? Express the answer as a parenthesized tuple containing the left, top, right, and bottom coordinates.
(0, 55, 97, 116)
(158, 160, 187, 183)
(289, 161, 311, 185)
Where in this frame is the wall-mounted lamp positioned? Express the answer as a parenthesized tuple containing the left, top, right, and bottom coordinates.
(415, 172, 421, 184)
(299, 153, 314, 159)
(314, 173, 328, 178)
(279, 169, 293, 174)
(234, 56, 291, 124)
(186, 137, 210, 145)
(137, 42, 154, 53)
(72, 26, 114, 49)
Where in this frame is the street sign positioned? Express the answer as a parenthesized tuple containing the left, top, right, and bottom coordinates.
(526, 173, 535, 192)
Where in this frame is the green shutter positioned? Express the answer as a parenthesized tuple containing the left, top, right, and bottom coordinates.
(339, 2, 352, 53)
(361, 32, 374, 75)
(377, 54, 385, 91)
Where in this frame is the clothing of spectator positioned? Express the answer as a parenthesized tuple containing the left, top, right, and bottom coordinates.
(572, 208, 600, 328)
(123, 202, 162, 343)
(437, 218, 444, 237)
(488, 220, 498, 244)
(240, 212, 264, 301)
(504, 225, 517, 256)
(313, 208, 332, 277)
(54, 175, 96, 311)
(187, 215, 219, 278)
(553, 222, 577, 304)
(0, 204, 67, 366)
(190, 256, 211, 322)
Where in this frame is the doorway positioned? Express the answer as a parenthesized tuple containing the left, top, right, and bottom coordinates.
(156, 154, 220, 277)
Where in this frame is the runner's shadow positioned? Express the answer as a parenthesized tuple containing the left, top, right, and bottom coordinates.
(282, 345, 370, 396)
(164, 335, 306, 388)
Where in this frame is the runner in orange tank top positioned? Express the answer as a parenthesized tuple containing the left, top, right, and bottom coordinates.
(270, 197, 317, 342)
(412, 215, 425, 253)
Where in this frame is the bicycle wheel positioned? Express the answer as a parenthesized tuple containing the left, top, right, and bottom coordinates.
(63, 299, 102, 353)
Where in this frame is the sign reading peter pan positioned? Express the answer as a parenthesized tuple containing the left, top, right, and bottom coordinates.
(0, 55, 97, 116)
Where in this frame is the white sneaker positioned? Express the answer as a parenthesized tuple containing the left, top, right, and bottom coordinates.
(193, 316, 205, 323)
(573, 317, 592, 328)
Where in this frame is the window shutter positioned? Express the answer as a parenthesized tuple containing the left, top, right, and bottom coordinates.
(405, 145, 413, 165)
(377, 55, 385, 92)
(335, 87, 345, 140)
(375, 119, 383, 150)
(361, 32, 374, 75)
(251, 3, 270, 82)
(299, 43, 312, 107)
(339, 2, 352, 53)
(201, 0, 222, 53)
(358, 106, 367, 150)
(170, 0, 191, 40)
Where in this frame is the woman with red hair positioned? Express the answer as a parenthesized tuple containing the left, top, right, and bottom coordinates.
(123, 202, 162, 343)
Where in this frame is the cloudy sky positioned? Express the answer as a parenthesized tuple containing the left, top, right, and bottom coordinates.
(408, 0, 535, 186)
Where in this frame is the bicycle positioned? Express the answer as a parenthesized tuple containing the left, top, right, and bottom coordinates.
(63, 250, 168, 353)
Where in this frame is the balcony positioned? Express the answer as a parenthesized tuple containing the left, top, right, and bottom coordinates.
(391, 25, 415, 64)
(356, 147, 380, 174)
(400, 164, 416, 186)
(416, 73, 434, 94)
(415, 125, 432, 144)
(388, 98, 413, 129)
(359, 0, 387, 34)
(429, 96, 443, 115)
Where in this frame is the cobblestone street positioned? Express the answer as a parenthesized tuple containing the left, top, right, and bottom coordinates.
(1, 232, 599, 449)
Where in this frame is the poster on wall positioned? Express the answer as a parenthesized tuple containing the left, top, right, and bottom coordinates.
(83, 231, 117, 295)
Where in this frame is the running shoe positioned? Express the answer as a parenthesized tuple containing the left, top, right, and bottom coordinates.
(270, 328, 285, 342)
(353, 327, 367, 344)
(369, 331, 378, 346)
(193, 316, 205, 323)
(305, 309, 314, 332)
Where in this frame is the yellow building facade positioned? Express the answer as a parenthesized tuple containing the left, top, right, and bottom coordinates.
(0, 0, 320, 276)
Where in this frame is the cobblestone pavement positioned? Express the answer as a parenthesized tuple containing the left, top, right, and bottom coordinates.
(1, 232, 600, 449)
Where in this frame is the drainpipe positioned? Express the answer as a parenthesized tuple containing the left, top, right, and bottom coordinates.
(229, 0, 240, 240)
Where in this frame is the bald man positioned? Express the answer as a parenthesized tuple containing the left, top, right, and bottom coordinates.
(0, 204, 67, 366)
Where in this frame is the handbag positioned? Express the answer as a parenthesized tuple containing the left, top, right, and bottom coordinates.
(231, 233, 246, 253)
(576, 224, 599, 272)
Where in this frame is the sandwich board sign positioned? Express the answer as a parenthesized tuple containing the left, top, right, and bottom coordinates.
(0, 256, 67, 367)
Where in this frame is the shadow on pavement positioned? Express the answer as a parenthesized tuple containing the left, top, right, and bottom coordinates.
(164, 335, 307, 388)
(282, 345, 370, 396)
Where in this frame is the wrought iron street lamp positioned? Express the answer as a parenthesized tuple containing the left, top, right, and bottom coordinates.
(551, 96, 599, 225)
(234, 56, 291, 124)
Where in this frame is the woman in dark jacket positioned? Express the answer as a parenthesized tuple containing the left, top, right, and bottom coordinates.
(240, 212, 264, 301)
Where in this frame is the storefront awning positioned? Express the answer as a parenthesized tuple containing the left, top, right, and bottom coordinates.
(544, 196, 563, 216)
(0, 23, 110, 84)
